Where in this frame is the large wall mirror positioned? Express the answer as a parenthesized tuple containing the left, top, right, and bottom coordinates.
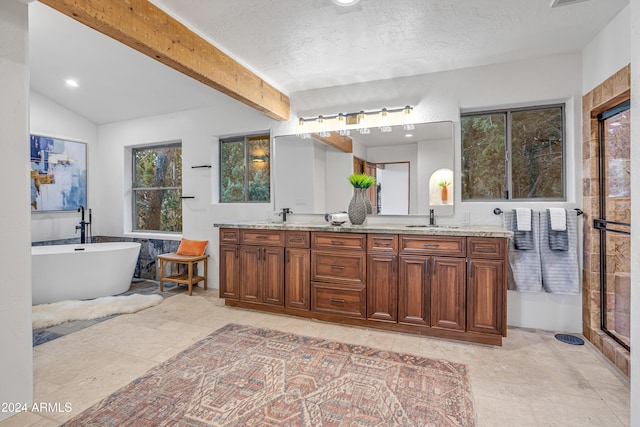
(273, 121, 454, 216)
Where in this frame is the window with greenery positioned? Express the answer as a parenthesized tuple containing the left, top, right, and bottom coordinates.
(220, 133, 270, 203)
(461, 105, 564, 200)
(133, 143, 182, 232)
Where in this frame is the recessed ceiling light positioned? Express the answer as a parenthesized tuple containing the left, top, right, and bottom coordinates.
(405, 133, 413, 138)
(65, 79, 79, 88)
(332, 0, 360, 6)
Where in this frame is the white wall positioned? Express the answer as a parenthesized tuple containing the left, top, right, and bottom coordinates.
(96, 103, 274, 282)
(582, 4, 631, 94)
(628, 0, 638, 424)
(0, 1, 33, 420)
(283, 52, 584, 332)
(29, 91, 98, 242)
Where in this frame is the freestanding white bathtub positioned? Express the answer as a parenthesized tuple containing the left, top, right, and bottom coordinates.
(31, 242, 141, 305)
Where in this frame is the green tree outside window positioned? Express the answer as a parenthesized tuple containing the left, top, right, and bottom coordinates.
(220, 134, 270, 203)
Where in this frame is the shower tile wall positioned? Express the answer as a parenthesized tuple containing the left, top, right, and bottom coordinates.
(581, 64, 630, 376)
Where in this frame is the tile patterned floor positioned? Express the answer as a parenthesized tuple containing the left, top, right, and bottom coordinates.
(32, 280, 186, 346)
(3, 287, 631, 426)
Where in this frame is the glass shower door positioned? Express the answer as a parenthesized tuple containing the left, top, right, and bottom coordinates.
(596, 100, 631, 351)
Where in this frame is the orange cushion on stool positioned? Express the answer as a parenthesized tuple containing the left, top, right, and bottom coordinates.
(176, 238, 208, 256)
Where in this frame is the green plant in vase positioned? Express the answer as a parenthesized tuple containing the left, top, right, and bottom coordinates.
(347, 173, 376, 224)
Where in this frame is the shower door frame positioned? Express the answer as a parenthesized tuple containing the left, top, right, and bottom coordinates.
(595, 99, 631, 352)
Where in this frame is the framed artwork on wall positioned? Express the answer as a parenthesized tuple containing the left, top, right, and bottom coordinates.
(30, 134, 87, 212)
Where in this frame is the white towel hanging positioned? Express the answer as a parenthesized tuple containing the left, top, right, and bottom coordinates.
(548, 208, 567, 231)
(515, 208, 532, 231)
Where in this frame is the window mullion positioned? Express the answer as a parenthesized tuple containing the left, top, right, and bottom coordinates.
(244, 136, 250, 202)
(505, 111, 512, 200)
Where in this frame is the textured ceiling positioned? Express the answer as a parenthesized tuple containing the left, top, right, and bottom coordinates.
(30, 0, 629, 124)
(150, 0, 629, 92)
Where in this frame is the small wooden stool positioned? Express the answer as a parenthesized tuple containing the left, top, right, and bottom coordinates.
(158, 253, 208, 296)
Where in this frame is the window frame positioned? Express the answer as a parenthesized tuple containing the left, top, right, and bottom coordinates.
(131, 141, 183, 233)
(461, 103, 566, 202)
(218, 132, 271, 204)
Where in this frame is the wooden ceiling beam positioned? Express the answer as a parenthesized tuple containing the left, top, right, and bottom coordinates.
(312, 132, 353, 153)
(39, 0, 290, 121)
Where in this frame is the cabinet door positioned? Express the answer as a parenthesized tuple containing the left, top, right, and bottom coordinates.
(285, 248, 310, 311)
(219, 245, 239, 299)
(262, 246, 285, 306)
(468, 259, 504, 335)
(431, 257, 466, 331)
(239, 245, 261, 303)
(367, 254, 397, 322)
(398, 255, 429, 326)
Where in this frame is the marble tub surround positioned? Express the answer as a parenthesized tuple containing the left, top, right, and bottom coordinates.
(213, 221, 512, 238)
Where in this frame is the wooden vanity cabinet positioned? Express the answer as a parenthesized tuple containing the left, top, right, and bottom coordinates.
(311, 232, 366, 318)
(467, 237, 506, 336)
(367, 235, 398, 323)
(219, 228, 239, 299)
(398, 235, 467, 331)
(236, 229, 285, 306)
(219, 227, 508, 346)
(284, 231, 310, 311)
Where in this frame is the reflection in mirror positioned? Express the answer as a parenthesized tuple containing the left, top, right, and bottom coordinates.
(273, 121, 454, 216)
(376, 162, 410, 215)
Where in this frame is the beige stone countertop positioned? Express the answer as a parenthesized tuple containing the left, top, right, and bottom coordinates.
(214, 221, 513, 238)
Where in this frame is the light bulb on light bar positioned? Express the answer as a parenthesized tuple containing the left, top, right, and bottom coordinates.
(332, 0, 360, 6)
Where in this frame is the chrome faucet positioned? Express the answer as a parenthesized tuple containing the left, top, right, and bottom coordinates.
(429, 209, 435, 226)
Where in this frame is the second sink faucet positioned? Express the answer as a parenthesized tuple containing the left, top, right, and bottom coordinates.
(429, 209, 435, 226)
(279, 208, 292, 222)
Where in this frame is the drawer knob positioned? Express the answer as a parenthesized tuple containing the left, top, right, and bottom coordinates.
(290, 237, 304, 242)
(330, 240, 345, 244)
(330, 265, 345, 270)
(330, 298, 345, 304)
(422, 243, 440, 247)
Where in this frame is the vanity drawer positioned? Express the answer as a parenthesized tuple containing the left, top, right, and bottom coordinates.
(399, 235, 466, 256)
(367, 234, 398, 253)
(286, 231, 310, 248)
(219, 228, 239, 244)
(312, 232, 366, 251)
(239, 229, 285, 246)
(468, 237, 505, 259)
(312, 282, 366, 318)
(311, 251, 366, 285)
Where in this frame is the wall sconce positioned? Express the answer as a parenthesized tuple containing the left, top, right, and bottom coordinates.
(297, 105, 413, 138)
(250, 154, 269, 163)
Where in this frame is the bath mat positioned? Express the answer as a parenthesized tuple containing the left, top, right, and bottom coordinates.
(32, 293, 163, 330)
(62, 323, 476, 426)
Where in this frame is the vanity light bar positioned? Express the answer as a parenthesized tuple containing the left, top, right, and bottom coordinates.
(298, 105, 412, 125)
(297, 106, 413, 138)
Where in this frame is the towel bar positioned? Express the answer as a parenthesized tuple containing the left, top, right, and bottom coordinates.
(494, 207, 583, 216)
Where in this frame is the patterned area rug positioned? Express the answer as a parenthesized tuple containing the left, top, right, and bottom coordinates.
(63, 324, 476, 426)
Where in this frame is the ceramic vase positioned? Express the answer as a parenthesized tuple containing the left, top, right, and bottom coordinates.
(348, 188, 368, 225)
(441, 185, 448, 203)
(364, 187, 373, 214)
